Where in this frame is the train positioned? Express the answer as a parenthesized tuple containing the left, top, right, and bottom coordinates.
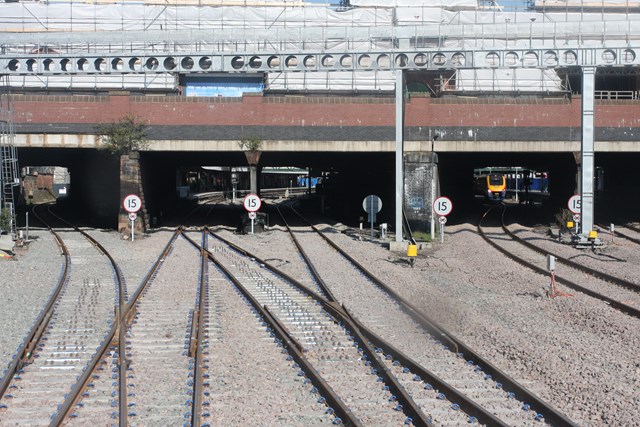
(473, 173, 507, 202)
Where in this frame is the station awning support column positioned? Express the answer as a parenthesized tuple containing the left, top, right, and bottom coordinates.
(580, 66, 595, 236)
(395, 70, 404, 243)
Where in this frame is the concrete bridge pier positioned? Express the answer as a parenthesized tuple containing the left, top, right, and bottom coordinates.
(118, 152, 147, 237)
(403, 152, 437, 238)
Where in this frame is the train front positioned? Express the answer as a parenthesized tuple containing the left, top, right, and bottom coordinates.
(486, 174, 507, 202)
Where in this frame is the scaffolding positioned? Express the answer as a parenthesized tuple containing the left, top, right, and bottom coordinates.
(0, 77, 19, 238)
(1, 1, 639, 94)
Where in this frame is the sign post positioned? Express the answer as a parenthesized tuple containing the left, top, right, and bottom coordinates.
(243, 194, 262, 234)
(128, 213, 137, 241)
(433, 196, 453, 243)
(362, 195, 382, 239)
(568, 195, 581, 234)
(123, 194, 142, 242)
(438, 215, 447, 243)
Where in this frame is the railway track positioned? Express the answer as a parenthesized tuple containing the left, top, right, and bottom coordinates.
(118, 233, 199, 424)
(479, 206, 640, 320)
(0, 204, 124, 426)
(0, 199, 587, 425)
(203, 230, 420, 426)
(596, 222, 640, 245)
(3, 198, 352, 425)
(186, 231, 339, 426)
(209, 201, 577, 426)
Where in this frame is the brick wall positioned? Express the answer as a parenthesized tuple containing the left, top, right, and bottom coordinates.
(10, 93, 640, 141)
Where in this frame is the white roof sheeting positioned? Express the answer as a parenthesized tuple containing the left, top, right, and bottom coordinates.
(1, 3, 628, 34)
(266, 70, 395, 91)
(6, 74, 176, 91)
(349, 0, 479, 10)
(0, 2, 622, 93)
(455, 69, 564, 92)
(0, 4, 393, 32)
(535, 0, 640, 7)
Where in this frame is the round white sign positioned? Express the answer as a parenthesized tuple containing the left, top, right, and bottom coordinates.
(123, 194, 142, 213)
(433, 196, 453, 216)
(362, 195, 382, 213)
(567, 195, 581, 214)
(243, 194, 262, 212)
(248, 212, 257, 220)
(573, 214, 581, 222)
(128, 212, 137, 221)
(438, 216, 447, 224)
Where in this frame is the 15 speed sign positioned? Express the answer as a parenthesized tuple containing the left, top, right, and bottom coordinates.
(433, 196, 453, 216)
(567, 195, 581, 214)
(123, 194, 142, 213)
(243, 194, 262, 212)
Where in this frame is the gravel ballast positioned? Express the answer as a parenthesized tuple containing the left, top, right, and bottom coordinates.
(0, 231, 63, 372)
(2, 224, 639, 426)
(217, 223, 640, 426)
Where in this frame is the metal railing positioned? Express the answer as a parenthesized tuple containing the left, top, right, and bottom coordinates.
(595, 90, 638, 99)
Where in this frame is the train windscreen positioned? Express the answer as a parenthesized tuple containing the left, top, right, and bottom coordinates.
(489, 174, 504, 185)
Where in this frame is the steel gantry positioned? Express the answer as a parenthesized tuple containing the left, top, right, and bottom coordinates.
(3, 21, 640, 76)
(3, 16, 640, 241)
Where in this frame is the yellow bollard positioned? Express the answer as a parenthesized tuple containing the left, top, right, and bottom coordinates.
(407, 244, 418, 257)
(588, 230, 598, 240)
(566, 221, 574, 229)
(407, 244, 418, 267)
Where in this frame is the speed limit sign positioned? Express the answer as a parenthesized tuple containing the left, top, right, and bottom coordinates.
(123, 194, 142, 213)
(243, 194, 262, 212)
(433, 196, 453, 217)
(567, 195, 581, 214)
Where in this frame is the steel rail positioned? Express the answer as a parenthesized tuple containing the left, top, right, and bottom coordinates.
(274, 204, 340, 303)
(478, 207, 640, 321)
(623, 222, 640, 235)
(275, 204, 512, 426)
(0, 202, 128, 426)
(188, 231, 209, 427)
(347, 312, 509, 427)
(123, 228, 183, 319)
(320, 303, 434, 427)
(502, 213, 640, 294)
(54, 226, 181, 426)
(45, 208, 127, 426)
(0, 204, 69, 400)
(209, 224, 506, 427)
(181, 231, 362, 427)
(596, 223, 640, 245)
(115, 227, 181, 425)
(274, 205, 435, 426)
(287, 205, 578, 427)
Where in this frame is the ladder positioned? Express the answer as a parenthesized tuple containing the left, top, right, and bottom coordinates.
(0, 77, 19, 238)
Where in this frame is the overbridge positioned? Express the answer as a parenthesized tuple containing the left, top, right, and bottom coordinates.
(2, 4, 640, 241)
